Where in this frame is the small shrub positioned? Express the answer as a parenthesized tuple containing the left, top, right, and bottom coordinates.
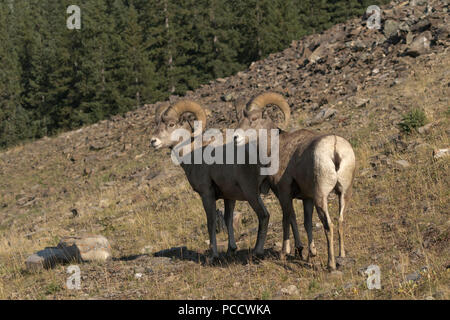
(399, 109, 427, 133)
(44, 282, 62, 295)
(261, 289, 272, 300)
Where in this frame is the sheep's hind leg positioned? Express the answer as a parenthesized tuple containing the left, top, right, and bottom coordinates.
(246, 195, 270, 258)
(224, 199, 237, 255)
(289, 201, 305, 260)
(338, 190, 352, 258)
(303, 198, 317, 261)
(315, 195, 336, 271)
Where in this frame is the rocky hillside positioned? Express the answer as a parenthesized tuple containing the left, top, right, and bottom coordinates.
(0, 0, 448, 299)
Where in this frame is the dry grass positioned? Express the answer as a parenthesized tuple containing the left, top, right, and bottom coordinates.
(0, 52, 448, 300)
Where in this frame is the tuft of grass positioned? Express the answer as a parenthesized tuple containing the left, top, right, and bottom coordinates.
(399, 109, 427, 133)
(44, 282, 62, 295)
(261, 289, 272, 300)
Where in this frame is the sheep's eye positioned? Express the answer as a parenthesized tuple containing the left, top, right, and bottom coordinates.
(169, 123, 175, 128)
(251, 116, 258, 122)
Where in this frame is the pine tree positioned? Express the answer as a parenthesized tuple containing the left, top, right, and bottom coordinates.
(200, 0, 244, 79)
(0, 1, 30, 147)
(74, 0, 118, 124)
(112, 1, 160, 109)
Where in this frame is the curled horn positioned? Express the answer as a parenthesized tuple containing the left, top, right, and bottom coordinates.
(247, 92, 291, 129)
(168, 100, 207, 134)
(155, 102, 171, 123)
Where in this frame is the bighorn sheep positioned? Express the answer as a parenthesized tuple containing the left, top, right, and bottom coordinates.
(150, 100, 277, 261)
(234, 92, 356, 270)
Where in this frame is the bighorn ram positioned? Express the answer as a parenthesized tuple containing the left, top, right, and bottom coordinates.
(234, 92, 356, 270)
(150, 100, 279, 261)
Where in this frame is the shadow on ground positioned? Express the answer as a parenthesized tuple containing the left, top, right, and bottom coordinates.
(117, 245, 314, 269)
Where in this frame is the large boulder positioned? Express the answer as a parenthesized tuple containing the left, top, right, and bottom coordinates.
(58, 235, 112, 262)
(404, 31, 432, 57)
(25, 248, 73, 271)
(308, 43, 336, 64)
(384, 20, 401, 41)
(25, 235, 112, 271)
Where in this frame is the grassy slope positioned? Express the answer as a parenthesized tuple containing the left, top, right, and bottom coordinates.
(0, 45, 449, 300)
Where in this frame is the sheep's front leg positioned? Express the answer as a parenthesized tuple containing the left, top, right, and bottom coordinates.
(224, 199, 237, 254)
(279, 194, 303, 260)
(201, 193, 219, 262)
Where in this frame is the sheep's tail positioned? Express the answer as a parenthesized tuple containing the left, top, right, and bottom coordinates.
(333, 135, 356, 195)
(313, 135, 355, 196)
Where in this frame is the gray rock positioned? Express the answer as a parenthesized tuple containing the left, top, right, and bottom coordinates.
(418, 122, 433, 134)
(25, 247, 75, 271)
(398, 22, 410, 33)
(433, 148, 450, 160)
(308, 44, 335, 64)
(349, 97, 369, 108)
(343, 282, 353, 290)
(307, 108, 337, 126)
(405, 272, 421, 282)
(25, 235, 112, 271)
(346, 40, 366, 51)
(57, 235, 112, 262)
(411, 19, 431, 33)
(424, 5, 434, 15)
(384, 20, 400, 39)
(221, 93, 234, 102)
(406, 32, 415, 45)
(410, 0, 427, 6)
(393, 159, 411, 169)
(404, 31, 432, 57)
(280, 285, 299, 296)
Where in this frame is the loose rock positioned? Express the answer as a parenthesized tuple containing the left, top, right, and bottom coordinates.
(433, 148, 450, 160)
(280, 285, 299, 296)
(57, 235, 112, 262)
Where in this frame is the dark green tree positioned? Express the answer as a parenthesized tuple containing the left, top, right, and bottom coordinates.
(0, 1, 30, 147)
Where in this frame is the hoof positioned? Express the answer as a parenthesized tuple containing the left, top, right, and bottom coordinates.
(309, 246, 317, 257)
(226, 246, 237, 257)
(252, 249, 265, 259)
(294, 247, 304, 260)
(327, 263, 337, 272)
(205, 254, 220, 266)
